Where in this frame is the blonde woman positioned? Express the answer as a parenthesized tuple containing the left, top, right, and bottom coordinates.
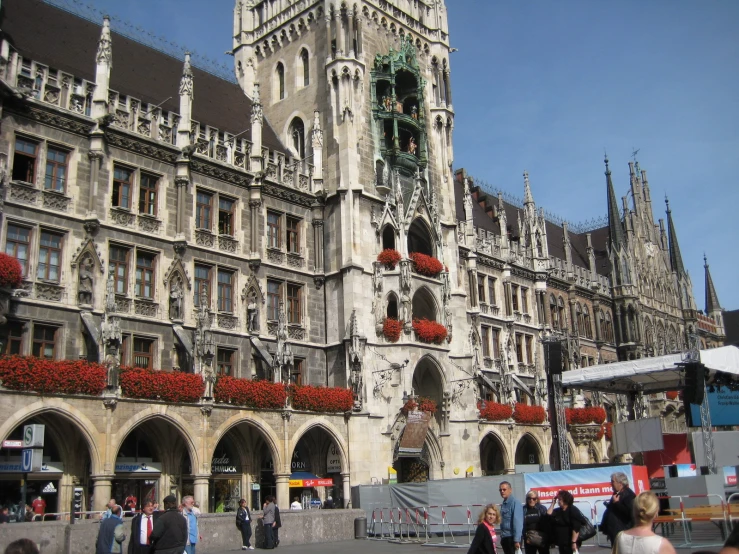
(468, 504, 501, 554)
(613, 492, 676, 554)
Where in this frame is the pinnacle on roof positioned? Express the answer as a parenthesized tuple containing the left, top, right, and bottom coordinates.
(703, 254, 722, 313)
(665, 196, 686, 276)
(523, 170, 534, 205)
(605, 155, 625, 249)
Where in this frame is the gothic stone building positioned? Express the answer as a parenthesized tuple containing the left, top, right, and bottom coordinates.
(0, 0, 726, 514)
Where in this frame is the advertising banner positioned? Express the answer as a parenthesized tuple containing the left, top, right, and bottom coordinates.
(524, 465, 649, 524)
(724, 466, 737, 487)
(690, 390, 739, 427)
(289, 477, 333, 487)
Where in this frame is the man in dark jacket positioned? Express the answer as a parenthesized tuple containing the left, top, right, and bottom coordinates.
(128, 500, 159, 554)
(149, 495, 187, 554)
(601, 471, 636, 544)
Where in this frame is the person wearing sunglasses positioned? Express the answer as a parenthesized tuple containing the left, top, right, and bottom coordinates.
(522, 491, 548, 554)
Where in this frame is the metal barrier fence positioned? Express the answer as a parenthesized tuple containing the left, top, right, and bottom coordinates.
(368, 495, 731, 549)
(30, 510, 132, 522)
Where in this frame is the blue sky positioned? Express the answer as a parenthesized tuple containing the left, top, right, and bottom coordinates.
(64, 0, 738, 310)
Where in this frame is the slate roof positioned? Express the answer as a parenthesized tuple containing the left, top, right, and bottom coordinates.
(0, 0, 285, 153)
(454, 170, 611, 277)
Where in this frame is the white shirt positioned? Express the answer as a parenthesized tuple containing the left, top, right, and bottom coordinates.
(290, 501, 302, 510)
(139, 514, 154, 545)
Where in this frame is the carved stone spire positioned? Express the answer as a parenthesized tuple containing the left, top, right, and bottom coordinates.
(179, 52, 194, 97)
(704, 255, 721, 313)
(523, 170, 534, 206)
(605, 155, 625, 250)
(665, 196, 685, 276)
(311, 110, 323, 148)
(96, 16, 112, 65)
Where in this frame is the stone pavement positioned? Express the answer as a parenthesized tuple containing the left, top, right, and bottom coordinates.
(205, 539, 720, 554)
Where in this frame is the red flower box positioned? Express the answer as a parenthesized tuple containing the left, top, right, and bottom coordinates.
(0, 356, 106, 396)
(512, 403, 547, 425)
(412, 318, 447, 344)
(565, 406, 607, 425)
(410, 252, 444, 278)
(666, 391, 679, 400)
(290, 384, 354, 413)
(377, 249, 402, 269)
(120, 367, 205, 403)
(214, 376, 287, 409)
(604, 422, 613, 441)
(383, 318, 403, 342)
(0, 253, 23, 289)
(478, 401, 513, 422)
(401, 396, 437, 415)
(596, 425, 605, 440)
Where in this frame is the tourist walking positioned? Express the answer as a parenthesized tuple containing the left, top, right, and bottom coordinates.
(498, 481, 523, 554)
(95, 504, 126, 554)
(236, 498, 254, 550)
(261, 496, 276, 549)
(149, 495, 187, 554)
(290, 497, 302, 510)
(467, 504, 500, 554)
(128, 500, 158, 554)
(547, 490, 587, 554)
(602, 471, 636, 545)
(612, 491, 676, 554)
(522, 490, 548, 554)
(182, 495, 200, 554)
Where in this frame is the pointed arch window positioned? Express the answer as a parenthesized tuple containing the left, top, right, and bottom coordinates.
(557, 296, 567, 330)
(275, 62, 285, 100)
(583, 306, 592, 339)
(576, 302, 583, 336)
(536, 232, 543, 257)
(549, 294, 559, 330)
(288, 117, 305, 160)
(300, 49, 309, 87)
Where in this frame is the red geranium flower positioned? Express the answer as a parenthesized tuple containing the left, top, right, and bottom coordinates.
(383, 318, 403, 342)
(0, 253, 23, 289)
(412, 318, 447, 344)
(565, 406, 607, 425)
(409, 252, 444, 278)
(0, 356, 106, 395)
(377, 249, 402, 269)
(512, 403, 547, 425)
(478, 401, 514, 422)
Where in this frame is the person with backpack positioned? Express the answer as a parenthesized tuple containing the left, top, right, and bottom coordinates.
(235, 498, 253, 550)
(546, 491, 590, 554)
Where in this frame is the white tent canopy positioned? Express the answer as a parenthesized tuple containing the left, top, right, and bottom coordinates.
(561, 345, 739, 394)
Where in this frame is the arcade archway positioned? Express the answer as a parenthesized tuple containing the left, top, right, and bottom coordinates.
(480, 432, 508, 475)
(515, 434, 542, 466)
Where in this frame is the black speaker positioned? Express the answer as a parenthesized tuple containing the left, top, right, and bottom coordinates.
(683, 364, 705, 405)
(699, 466, 710, 476)
(546, 342, 563, 375)
(667, 465, 679, 478)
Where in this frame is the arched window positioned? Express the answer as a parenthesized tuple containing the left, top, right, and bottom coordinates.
(536, 232, 543, 257)
(407, 218, 434, 257)
(386, 293, 398, 320)
(558, 296, 567, 330)
(382, 225, 395, 250)
(288, 117, 305, 159)
(583, 306, 592, 339)
(299, 48, 309, 87)
(275, 62, 285, 100)
(605, 313, 613, 343)
(575, 302, 583, 336)
(549, 294, 559, 330)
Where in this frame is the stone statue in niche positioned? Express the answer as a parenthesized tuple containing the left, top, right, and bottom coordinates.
(400, 290, 411, 325)
(247, 290, 259, 333)
(169, 280, 183, 320)
(411, 105, 418, 119)
(78, 258, 94, 306)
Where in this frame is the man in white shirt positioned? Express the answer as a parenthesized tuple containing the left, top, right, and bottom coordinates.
(290, 497, 302, 510)
(129, 500, 158, 554)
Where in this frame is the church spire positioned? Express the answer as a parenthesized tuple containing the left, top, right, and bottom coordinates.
(665, 196, 685, 275)
(605, 155, 624, 249)
(704, 254, 721, 313)
(523, 170, 534, 205)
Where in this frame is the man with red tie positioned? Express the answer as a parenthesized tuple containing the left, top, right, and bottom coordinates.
(128, 500, 158, 554)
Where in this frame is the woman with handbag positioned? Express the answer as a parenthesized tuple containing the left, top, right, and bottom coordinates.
(547, 490, 587, 554)
(467, 504, 501, 554)
(612, 492, 676, 554)
(523, 491, 548, 554)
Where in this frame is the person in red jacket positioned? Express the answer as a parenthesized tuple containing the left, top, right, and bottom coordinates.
(31, 496, 46, 516)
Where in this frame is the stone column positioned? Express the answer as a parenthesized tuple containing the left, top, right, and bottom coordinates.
(91, 475, 114, 512)
(312, 219, 324, 271)
(175, 177, 188, 237)
(335, 10, 344, 56)
(58, 473, 75, 521)
(347, 10, 355, 57)
(614, 306, 623, 344)
(274, 473, 290, 510)
(87, 151, 103, 214)
(593, 305, 602, 342)
(193, 476, 210, 513)
(341, 472, 351, 508)
(249, 199, 261, 257)
(503, 281, 512, 316)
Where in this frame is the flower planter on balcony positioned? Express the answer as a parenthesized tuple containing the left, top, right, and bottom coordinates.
(0, 356, 107, 396)
(565, 406, 606, 425)
(214, 377, 287, 409)
(120, 367, 205, 403)
(409, 252, 443, 278)
(512, 403, 547, 425)
(401, 396, 437, 415)
(377, 249, 401, 270)
(290, 384, 354, 413)
(383, 318, 403, 342)
(0, 253, 23, 289)
(412, 318, 447, 344)
(478, 401, 513, 422)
